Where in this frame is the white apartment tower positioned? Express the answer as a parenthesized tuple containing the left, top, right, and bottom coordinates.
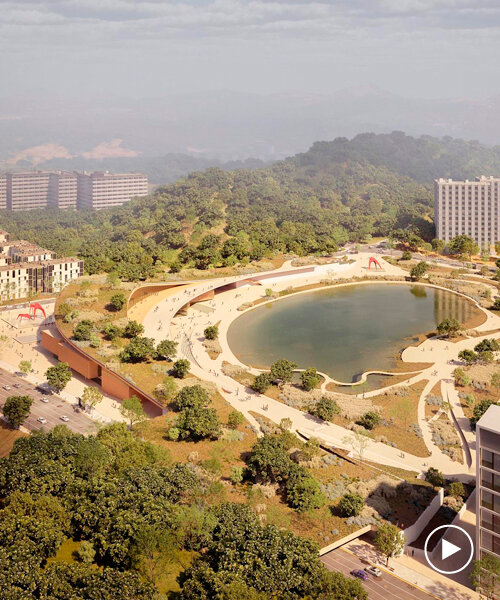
(434, 176, 500, 247)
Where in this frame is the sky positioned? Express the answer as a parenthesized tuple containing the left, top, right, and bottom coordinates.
(1, 0, 500, 102)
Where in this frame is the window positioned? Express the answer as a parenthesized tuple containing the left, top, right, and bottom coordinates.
(481, 509, 500, 533)
(482, 470, 500, 493)
(481, 530, 500, 556)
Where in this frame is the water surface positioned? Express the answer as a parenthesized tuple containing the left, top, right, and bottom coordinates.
(227, 284, 478, 382)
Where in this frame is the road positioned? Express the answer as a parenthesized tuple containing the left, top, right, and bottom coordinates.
(321, 547, 436, 600)
(0, 368, 97, 435)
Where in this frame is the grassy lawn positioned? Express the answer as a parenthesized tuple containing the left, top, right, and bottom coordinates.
(369, 380, 431, 457)
(0, 422, 26, 457)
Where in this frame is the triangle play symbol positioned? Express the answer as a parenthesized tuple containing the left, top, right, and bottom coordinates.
(442, 539, 461, 560)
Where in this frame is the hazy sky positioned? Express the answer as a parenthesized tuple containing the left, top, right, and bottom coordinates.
(1, 0, 500, 101)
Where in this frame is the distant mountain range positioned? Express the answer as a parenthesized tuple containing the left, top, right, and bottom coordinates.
(1, 87, 499, 171)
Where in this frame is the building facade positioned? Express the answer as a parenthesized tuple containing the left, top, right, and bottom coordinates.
(434, 176, 500, 247)
(76, 171, 148, 210)
(0, 170, 148, 211)
(476, 404, 500, 598)
(0, 235, 83, 301)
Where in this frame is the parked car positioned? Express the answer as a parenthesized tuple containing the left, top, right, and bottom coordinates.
(364, 566, 382, 578)
(350, 569, 368, 581)
(60, 415, 69, 422)
(2, 385, 11, 391)
(37, 417, 48, 424)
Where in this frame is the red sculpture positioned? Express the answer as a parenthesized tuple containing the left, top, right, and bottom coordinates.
(29, 303, 46, 319)
(17, 313, 32, 321)
(368, 256, 382, 270)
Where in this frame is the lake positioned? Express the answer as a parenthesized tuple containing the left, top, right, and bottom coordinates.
(227, 283, 479, 382)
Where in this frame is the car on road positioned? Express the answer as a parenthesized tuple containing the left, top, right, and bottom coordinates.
(36, 385, 51, 395)
(364, 566, 382, 578)
(37, 417, 48, 424)
(60, 415, 69, 422)
(13, 383, 21, 389)
(350, 569, 369, 581)
(3, 385, 11, 391)
(40, 396, 49, 403)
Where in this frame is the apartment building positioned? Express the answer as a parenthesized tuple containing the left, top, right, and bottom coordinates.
(48, 171, 78, 209)
(434, 176, 500, 247)
(0, 175, 6, 210)
(476, 403, 500, 598)
(76, 171, 148, 210)
(0, 234, 83, 301)
(0, 170, 148, 211)
(6, 171, 51, 211)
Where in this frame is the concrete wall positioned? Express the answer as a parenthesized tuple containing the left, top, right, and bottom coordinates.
(404, 487, 445, 546)
(319, 525, 374, 556)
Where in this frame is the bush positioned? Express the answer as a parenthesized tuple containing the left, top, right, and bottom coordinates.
(252, 372, 273, 393)
(358, 411, 381, 430)
(73, 319, 94, 341)
(425, 467, 444, 488)
(204, 325, 219, 340)
(449, 481, 465, 499)
(458, 349, 478, 365)
(123, 320, 144, 338)
(103, 322, 123, 341)
(172, 359, 190, 379)
(286, 469, 326, 512)
(400, 250, 412, 261)
(338, 493, 364, 517)
(167, 427, 180, 441)
(108, 293, 126, 311)
(471, 398, 499, 428)
(174, 385, 210, 410)
(453, 368, 470, 387)
(308, 397, 340, 422)
(229, 466, 243, 485)
(119, 337, 156, 363)
(176, 406, 221, 441)
(474, 338, 500, 353)
(300, 367, 321, 391)
(227, 410, 244, 429)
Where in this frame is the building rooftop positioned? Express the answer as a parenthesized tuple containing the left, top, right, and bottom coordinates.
(435, 176, 500, 184)
(0, 256, 81, 272)
(476, 404, 500, 433)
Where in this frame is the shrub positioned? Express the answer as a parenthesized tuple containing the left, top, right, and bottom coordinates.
(172, 359, 190, 379)
(123, 320, 144, 338)
(174, 385, 210, 410)
(308, 397, 340, 422)
(425, 467, 444, 488)
(449, 481, 465, 499)
(108, 293, 126, 312)
(400, 250, 412, 261)
(103, 322, 123, 341)
(227, 410, 244, 429)
(453, 368, 471, 387)
(252, 372, 273, 393)
(119, 337, 156, 363)
(73, 319, 94, 341)
(338, 493, 364, 517)
(167, 427, 180, 441)
(474, 338, 500, 353)
(286, 469, 326, 512)
(229, 466, 244, 485)
(300, 367, 321, 391)
(204, 325, 219, 340)
(358, 411, 381, 430)
(471, 398, 499, 428)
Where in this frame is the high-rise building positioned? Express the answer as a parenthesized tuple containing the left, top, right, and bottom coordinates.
(77, 171, 148, 210)
(48, 171, 78, 209)
(434, 176, 500, 247)
(476, 403, 500, 598)
(0, 175, 6, 210)
(6, 171, 51, 211)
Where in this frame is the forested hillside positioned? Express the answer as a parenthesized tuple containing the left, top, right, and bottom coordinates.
(2, 132, 499, 280)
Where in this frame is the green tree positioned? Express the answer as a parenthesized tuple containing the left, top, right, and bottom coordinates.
(458, 349, 478, 365)
(449, 481, 465, 499)
(120, 396, 147, 429)
(131, 525, 177, 587)
(204, 325, 219, 340)
(172, 359, 190, 379)
(491, 372, 500, 389)
(227, 410, 244, 429)
(374, 523, 405, 566)
(475, 339, 500, 353)
(437, 318, 463, 337)
(103, 322, 123, 340)
(252, 372, 273, 393)
(470, 553, 500, 600)
(45, 362, 72, 392)
(285, 468, 325, 513)
(431, 239, 445, 254)
(270, 359, 297, 385)
(308, 397, 340, 422)
(337, 493, 364, 517)
(108, 293, 126, 311)
(358, 411, 381, 430)
(155, 339, 178, 360)
(73, 319, 94, 341)
(81, 386, 103, 413)
(58, 302, 72, 318)
(410, 260, 428, 280)
(119, 337, 156, 363)
(18, 359, 32, 375)
(400, 250, 412, 261)
(471, 398, 499, 429)
(247, 435, 293, 483)
(174, 385, 210, 410)
(425, 467, 445, 488)
(123, 320, 144, 338)
(176, 405, 221, 441)
(300, 367, 321, 391)
(3, 395, 33, 428)
(153, 376, 178, 404)
(448, 235, 479, 260)
(453, 367, 471, 387)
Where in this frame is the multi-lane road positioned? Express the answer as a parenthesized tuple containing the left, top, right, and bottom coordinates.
(321, 547, 436, 600)
(0, 367, 96, 435)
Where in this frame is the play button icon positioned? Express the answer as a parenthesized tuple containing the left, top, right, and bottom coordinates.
(424, 525, 474, 575)
(441, 539, 461, 560)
